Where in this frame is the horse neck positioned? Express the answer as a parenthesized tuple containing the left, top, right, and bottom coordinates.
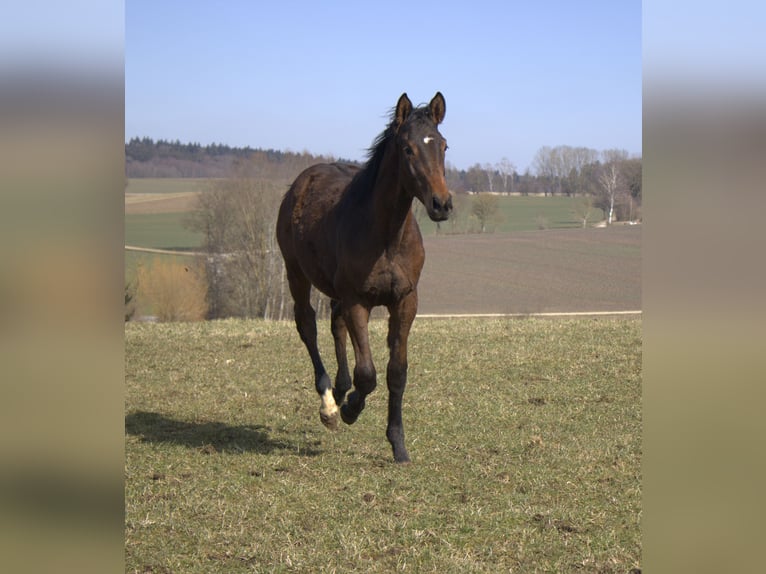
(369, 146, 414, 248)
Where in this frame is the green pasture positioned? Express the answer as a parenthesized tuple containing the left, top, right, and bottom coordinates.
(126, 178, 210, 194)
(126, 316, 641, 572)
(125, 191, 605, 259)
(124, 212, 203, 287)
(416, 195, 604, 235)
(125, 212, 202, 251)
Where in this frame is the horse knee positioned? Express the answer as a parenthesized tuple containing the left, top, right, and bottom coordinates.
(353, 363, 377, 395)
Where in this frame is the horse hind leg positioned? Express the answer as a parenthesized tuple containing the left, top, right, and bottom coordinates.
(286, 265, 339, 430)
(331, 299, 352, 406)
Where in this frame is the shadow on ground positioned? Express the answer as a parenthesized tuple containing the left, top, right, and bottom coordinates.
(125, 411, 321, 456)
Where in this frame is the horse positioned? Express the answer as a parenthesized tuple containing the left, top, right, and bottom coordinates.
(275, 92, 452, 463)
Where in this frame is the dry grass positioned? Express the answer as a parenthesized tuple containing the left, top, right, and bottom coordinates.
(136, 259, 208, 321)
(126, 317, 641, 572)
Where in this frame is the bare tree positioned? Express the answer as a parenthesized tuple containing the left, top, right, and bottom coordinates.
(601, 148, 629, 165)
(482, 163, 496, 193)
(562, 146, 600, 196)
(496, 157, 516, 195)
(464, 164, 486, 193)
(596, 149, 630, 225)
(619, 156, 642, 220)
(597, 162, 621, 225)
(184, 171, 287, 319)
(535, 145, 600, 197)
(533, 146, 556, 196)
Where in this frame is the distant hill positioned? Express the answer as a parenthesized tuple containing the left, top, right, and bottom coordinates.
(124, 137, 485, 194)
(125, 137, 351, 179)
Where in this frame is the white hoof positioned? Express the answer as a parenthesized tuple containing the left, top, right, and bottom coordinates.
(319, 391, 339, 431)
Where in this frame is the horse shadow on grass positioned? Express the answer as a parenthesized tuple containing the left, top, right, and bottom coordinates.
(125, 411, 322, 457)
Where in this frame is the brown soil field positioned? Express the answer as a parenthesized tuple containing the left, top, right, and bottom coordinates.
(125, 192, 201, 214)
(417, 226, 641, 315)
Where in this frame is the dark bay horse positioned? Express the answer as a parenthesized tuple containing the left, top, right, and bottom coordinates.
(276, 92, 452, 463)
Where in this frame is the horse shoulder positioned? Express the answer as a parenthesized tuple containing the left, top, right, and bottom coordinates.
(392, 216, 426, 282)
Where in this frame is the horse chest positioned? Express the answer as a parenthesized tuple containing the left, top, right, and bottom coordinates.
(333, 206, 425, 304)
(362, 254, 420, 303)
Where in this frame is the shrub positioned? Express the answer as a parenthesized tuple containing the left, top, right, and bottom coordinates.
(471, 193, 500, 233)
(136, 258, 208, 321)
(535, 215, 550, 230)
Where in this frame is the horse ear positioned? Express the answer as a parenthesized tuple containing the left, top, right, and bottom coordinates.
(429, 92, 446, 125)
(395, 93, 413, 128)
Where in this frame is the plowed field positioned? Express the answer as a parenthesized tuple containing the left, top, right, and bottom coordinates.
(418, 226, 640, 315)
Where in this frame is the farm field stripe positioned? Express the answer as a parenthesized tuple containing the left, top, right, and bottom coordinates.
(417, 310, 642, 318)
(125, 245, 204, 256)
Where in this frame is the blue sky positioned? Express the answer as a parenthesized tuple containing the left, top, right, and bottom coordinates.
(126, 1, 642, 172)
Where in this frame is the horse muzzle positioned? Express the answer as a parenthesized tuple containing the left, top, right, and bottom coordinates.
(428, 193, 453, 222)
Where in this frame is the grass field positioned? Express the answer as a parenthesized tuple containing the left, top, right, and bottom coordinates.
(125, 178, 607, 251)
(126, 317, 641, 573)
(125, 213, 202, 251)
(124, 178, 597, 230)
(416, 195, 605, 235)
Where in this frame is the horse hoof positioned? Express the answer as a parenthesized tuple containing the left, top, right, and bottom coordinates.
(393, 454, 411, 464)
(320, 409, 339, 431)
(340, 404, 359, 425)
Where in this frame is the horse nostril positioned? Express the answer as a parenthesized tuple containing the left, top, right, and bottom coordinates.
(428, 195, 452, 221)
(432, 196, 453, 214)
(431, 196, 452, 213)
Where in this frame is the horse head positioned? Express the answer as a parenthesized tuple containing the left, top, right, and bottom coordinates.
(393, 92, 453, 222)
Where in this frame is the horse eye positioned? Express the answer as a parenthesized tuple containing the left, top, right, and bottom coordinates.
(404, 146, 414, 156)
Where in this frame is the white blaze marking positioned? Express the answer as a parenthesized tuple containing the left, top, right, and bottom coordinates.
(423, 136, 434, 144)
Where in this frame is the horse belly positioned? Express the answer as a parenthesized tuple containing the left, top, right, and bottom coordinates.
(294, 232, 339, 299)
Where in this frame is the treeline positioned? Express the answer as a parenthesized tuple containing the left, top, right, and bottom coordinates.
(126, 138, 640, 208)
(125, 137, 351, 179)
(449, 146, 642, 224)
(449, 147, 641, 199)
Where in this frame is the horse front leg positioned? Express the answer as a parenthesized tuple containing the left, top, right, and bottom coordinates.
(339, 303, 376, 426)
(385, 292, 418, 463)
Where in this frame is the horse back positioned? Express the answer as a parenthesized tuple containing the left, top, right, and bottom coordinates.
(284, 163, 357, 231)
(277, 162, 360, 297)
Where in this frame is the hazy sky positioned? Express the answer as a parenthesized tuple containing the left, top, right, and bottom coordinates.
(126, 1, 642, 172)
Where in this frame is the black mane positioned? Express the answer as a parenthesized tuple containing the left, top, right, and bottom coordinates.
(347, 104, 435, 196)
